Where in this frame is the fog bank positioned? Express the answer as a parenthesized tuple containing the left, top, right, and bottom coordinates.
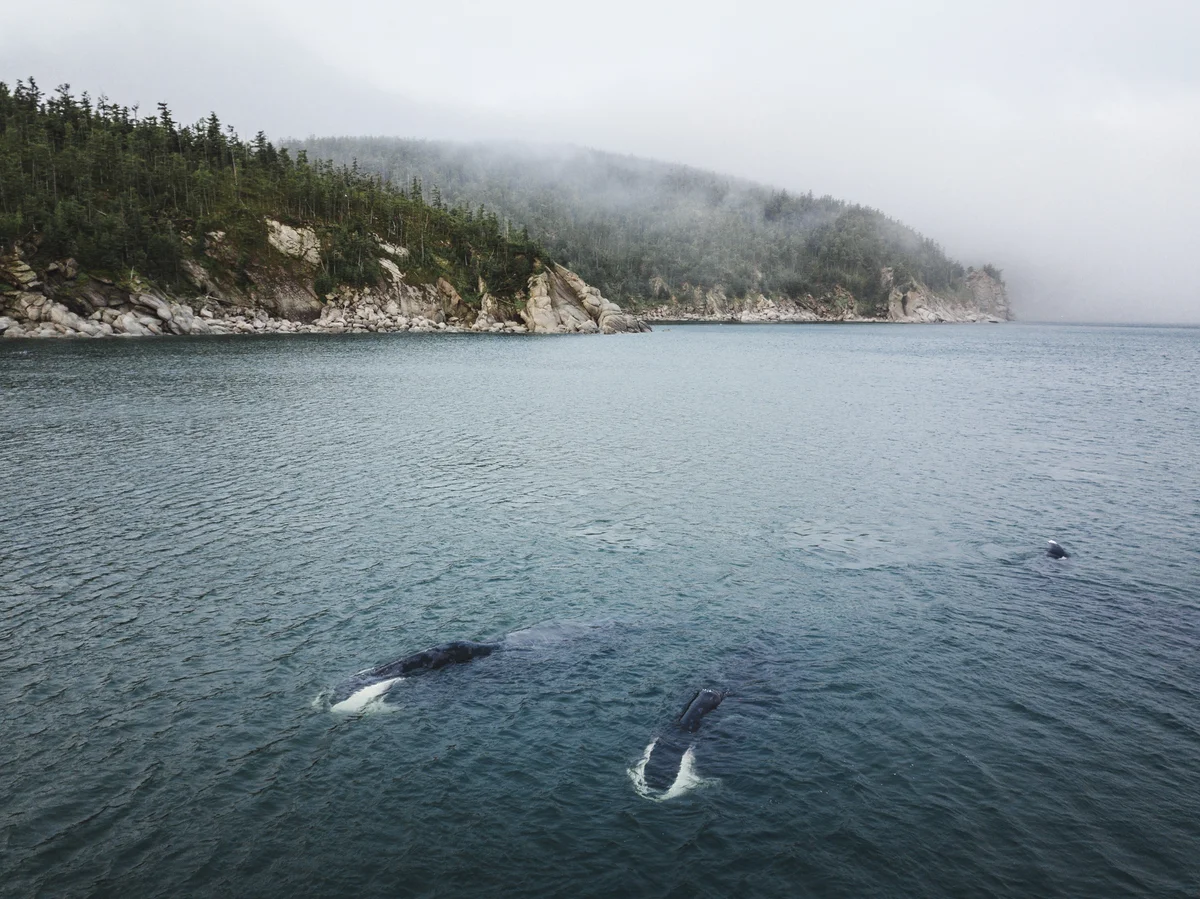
(3, 0, 1198, 322)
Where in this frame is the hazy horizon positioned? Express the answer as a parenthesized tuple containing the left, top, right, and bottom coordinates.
(3, 0, 1198, 322)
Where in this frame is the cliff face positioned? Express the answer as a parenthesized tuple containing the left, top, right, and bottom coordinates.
(515, 264, 650, 334)
(0, 222, 648, 339)
(639, 268, 1010, 324)
(883, 268, 1010, 323)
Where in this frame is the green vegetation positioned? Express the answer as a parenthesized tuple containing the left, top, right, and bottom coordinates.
(0, 80, 541, 299)
(0, 78, 998, 316)
(291, 138, 989, 314)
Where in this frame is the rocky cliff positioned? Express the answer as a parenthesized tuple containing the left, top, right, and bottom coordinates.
(0, 222, 649, 340)
(638, 267, 1010, 324)
(516, 264, 649, 334)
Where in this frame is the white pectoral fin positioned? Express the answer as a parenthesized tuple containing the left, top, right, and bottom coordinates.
(329, 677, 402, 714)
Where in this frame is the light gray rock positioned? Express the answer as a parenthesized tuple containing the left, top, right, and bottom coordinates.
(266, 219, 321, 266)
(47, 302, 90, 333)
(14, 292, 46, 322)
(134, 294, 173, 322)
(166, 303, 195, 335)
(521, 265, 648, 334)
(114, 312, 152, 336)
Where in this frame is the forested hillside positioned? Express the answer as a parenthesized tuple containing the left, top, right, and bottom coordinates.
(0, 79, 541, 301)
(291, 138, 1002, 315)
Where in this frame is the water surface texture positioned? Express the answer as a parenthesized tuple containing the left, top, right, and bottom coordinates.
(2, 324, 1198, 897)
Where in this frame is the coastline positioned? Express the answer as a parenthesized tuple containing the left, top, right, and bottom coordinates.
(2, 245, 1008, 340)
(634, 269, 1010, 325)
(0, 255, 649, 340)
(640, 314, 1007, 325)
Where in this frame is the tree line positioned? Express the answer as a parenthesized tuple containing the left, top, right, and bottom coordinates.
(292, 138, 992, 313)
(0, 79, 541, 299)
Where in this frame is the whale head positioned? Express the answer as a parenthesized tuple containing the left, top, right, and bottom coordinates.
(678, 688, 726, 733)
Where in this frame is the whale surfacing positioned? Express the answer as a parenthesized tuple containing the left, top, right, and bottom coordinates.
(631, 688, 726, 799)
(679, 688, 725, 732)
(1047, 540, 1069, 559)
(329, 640, 499, 713)
(367, 640, 499, 679)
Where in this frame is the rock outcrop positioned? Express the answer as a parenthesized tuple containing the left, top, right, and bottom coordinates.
(519, 264, 650, 334)
(964, 270, 1010, 321)
(883, 268, 1009, 323)
(265, 220, 321, 266)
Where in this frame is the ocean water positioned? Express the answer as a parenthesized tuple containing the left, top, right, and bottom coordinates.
(1, 323, 1198, 897)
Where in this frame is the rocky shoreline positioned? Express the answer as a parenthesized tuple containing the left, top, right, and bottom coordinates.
(634, 268, 1010, 325)
(0, 290, 529, 340)
(0, 235, 651, 340)
(1, 223, 1008, 340)
(640, 309, 1006, 325)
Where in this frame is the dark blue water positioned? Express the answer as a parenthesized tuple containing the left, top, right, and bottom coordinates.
(2, 324, 1198, 897)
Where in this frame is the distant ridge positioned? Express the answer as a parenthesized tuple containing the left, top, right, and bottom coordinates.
(290, 138, 1009, 321)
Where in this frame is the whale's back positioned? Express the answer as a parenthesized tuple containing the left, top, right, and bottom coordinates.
(369, 640, 499, 679)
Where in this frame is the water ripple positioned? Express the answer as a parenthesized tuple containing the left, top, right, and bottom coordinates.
(1, 326, 1199, 897)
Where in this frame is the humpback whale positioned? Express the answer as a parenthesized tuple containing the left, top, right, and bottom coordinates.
(631, 688, 726, 799)
(329, 640, 499, 713)
(1047, 540, 1069, 559)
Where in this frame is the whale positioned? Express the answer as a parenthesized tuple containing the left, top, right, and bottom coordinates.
(1047, 539, 1069, 559)
(329, 640, 499, 713)
(631, 688, 726, 799)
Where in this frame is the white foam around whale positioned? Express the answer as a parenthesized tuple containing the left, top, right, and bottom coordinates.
(329, 677, 403, 715)
(628, 739, 709, 801)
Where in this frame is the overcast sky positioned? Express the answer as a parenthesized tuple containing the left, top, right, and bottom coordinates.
(3, 0, 1198, 321)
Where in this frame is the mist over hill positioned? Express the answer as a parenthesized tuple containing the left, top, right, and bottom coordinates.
(291, 137, 1003, 316)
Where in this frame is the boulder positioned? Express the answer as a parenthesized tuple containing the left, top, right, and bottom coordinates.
(164, 302, 196, 335)
(47, 302, 91, 333)
(113, 312, 153, 336)
(12, 292, 46, 322)
(135, 293, 172, 320)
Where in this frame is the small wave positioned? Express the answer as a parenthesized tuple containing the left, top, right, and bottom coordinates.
(628, 740, 710, 801)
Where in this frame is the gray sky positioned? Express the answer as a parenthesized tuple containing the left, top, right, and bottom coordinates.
(3, 0, 1198, 322)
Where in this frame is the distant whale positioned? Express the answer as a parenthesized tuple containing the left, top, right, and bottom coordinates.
(631, 688, 726, 799)
(1047, 540, 1070, 559)
(329, 640, 499, 713)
